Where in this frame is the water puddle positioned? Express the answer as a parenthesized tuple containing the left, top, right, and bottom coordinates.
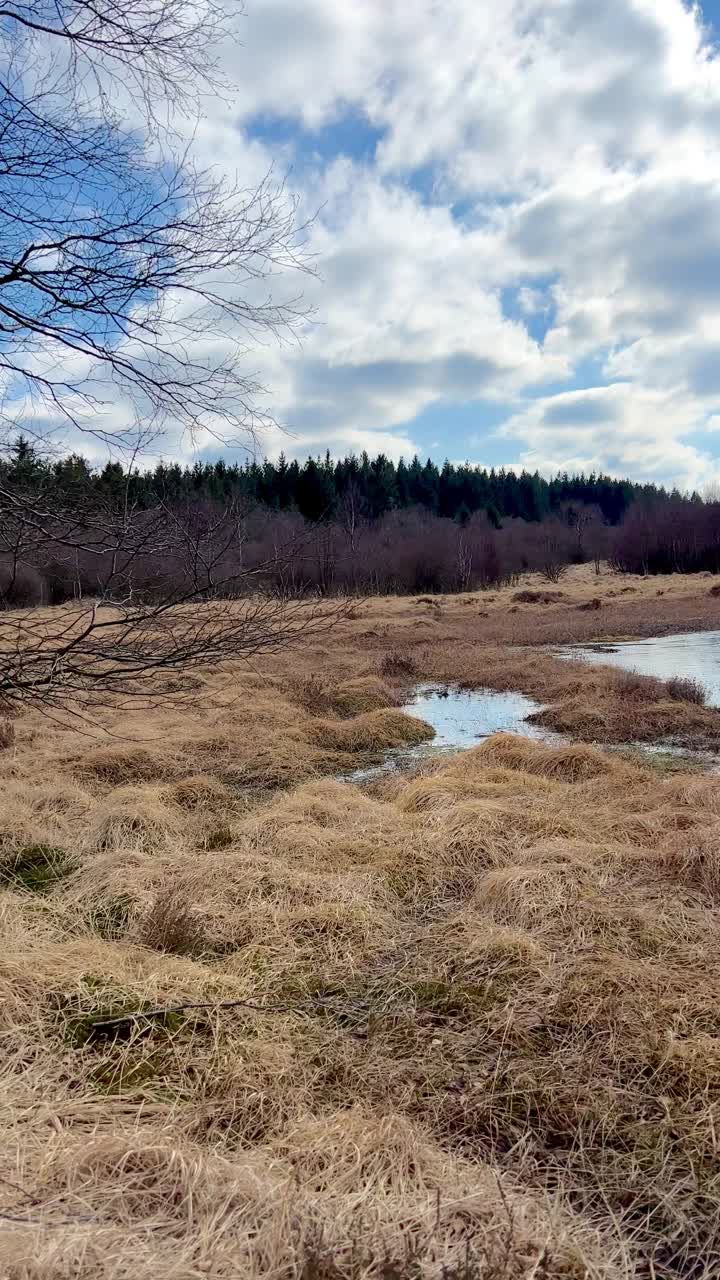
(344, 632, 720, 784)
(556, 630, 720, 707)
(343, 684, 557, 783)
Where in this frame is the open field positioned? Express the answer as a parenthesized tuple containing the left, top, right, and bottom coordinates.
(2, 567, 720, 1277)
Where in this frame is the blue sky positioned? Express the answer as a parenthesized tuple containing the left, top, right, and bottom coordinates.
(15, 1, 720, 491)
(195, 0, 720, 492)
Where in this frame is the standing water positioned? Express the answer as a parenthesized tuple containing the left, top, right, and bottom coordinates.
(557, 631, 720, 706)
(401, 684, 552, 747)
(342, 684, 557, 782)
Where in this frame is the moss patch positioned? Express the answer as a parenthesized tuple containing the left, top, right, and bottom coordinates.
(0, 844, 73, 893)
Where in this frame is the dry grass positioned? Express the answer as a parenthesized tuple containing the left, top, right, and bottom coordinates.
(2, 566, 720, 1276)
(0, 715, 15, 750)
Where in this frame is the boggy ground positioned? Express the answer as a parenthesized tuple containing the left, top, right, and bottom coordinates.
(2, 566, 720, 1278)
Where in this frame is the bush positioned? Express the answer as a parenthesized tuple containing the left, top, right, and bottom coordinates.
(512, 589, 564, 604)
(380, 651, 419, 678)
(137, 891, 206, 956)
(614, 671, 664, 703)
(664, 676, 706, 705)
(0, 558, 45, 606)
(613, 670, 707, 706)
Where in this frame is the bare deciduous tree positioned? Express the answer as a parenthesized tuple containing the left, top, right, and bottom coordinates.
(0, 2, 328, 712)
(0, 472, 338, 711)
(1, 0, 312, 447)
(540, 522, 570, 584)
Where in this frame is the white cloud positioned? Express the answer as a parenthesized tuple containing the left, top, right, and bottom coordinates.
(208, 0, 720, 483)
(14, 0, 720, 484)
(497, 382, 720, 491)
(226, 0, 720, 192)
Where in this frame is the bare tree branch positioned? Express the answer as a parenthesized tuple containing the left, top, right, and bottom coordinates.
(0, 0, 313, 453)
(0, 3, 327, 712)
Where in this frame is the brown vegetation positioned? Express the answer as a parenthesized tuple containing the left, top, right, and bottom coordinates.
(2, 566, 720, 1276)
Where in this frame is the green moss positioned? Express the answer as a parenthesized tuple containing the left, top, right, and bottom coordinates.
(88, 1049, 171, 1093)
(0, 844, 72, 893)
(273, 972, 503, 1033)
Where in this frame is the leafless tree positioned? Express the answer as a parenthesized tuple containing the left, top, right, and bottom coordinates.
(337, 479, 369, 591)
(540, 521, 570, 584)
(454, 530, 473, 592)
(337, 480, 368, 557)
(0, 1, 326, 712)
(1, 0, 312, 449)
(0, 477, 340, 712)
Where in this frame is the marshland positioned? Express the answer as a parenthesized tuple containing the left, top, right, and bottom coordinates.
(3, 564, 720, 1277)
(6, 1, 720, 1272)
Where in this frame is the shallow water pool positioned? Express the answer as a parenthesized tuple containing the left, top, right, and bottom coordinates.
(557, 630, 720, 706)
(401, 683, 551, 747)
(342, 684, 555, 782)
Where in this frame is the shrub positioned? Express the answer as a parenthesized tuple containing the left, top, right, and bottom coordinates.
(0, 718, 15, 751)
(613, 670, 706, 706)
(513, 589, 561, 604)
(0, 557, 46, 606)
(614, 670, 663, 703)
(664, 676, 706, 705)
(137, 890, 206, 956)
(380, 651, 418, 678)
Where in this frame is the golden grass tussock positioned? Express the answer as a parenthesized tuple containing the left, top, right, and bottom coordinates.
(329, 674, 399, 716)
(82, 784, 190, 855)
(290, 673, 400, 718)
(0, 779, 92, 866)
(5, 569, 720, 1275)
(308, 706, 434, 753)
(243, 779, 412, 874)
(471, 731, 636, 782)
(661, 822, 720, 899)
(0, 1124, 608, 1280)
(73, 744, 170, 784)
(168, 772, 235, 810)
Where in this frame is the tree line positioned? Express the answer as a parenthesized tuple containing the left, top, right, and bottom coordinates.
(4, 437, 720, 617)
(2, 438, 667, 526)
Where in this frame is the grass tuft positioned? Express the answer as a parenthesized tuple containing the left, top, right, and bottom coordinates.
(0, 843, 72, 892)
(137, 890, 207, 956)
(380, 650, 419, 678)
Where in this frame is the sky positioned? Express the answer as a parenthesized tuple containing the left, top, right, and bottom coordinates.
(11, 0, 720, 490)
(186, 0, 720, 492)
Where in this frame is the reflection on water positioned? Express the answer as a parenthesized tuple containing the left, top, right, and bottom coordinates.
(342, 684, 555, 782)
(557, 630, 720, 707)
(402, 684, 551, 747)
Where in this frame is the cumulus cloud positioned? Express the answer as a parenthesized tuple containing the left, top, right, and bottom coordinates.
(497, 383, 720, 491)
(200, 0, 720, 484)
(17, 0, 720, 484)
